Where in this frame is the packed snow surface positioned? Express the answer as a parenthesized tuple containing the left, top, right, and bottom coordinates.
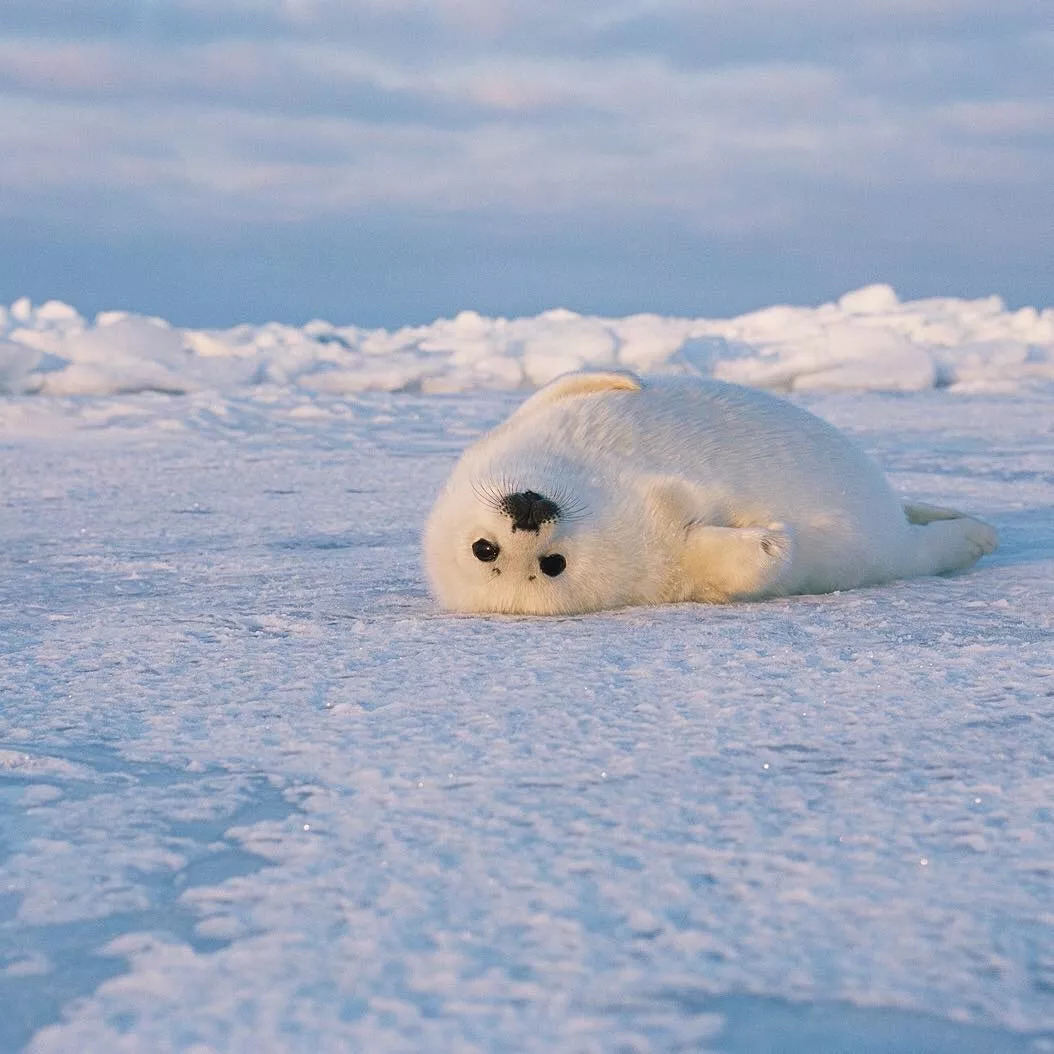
(1, 287, 1053, 1052)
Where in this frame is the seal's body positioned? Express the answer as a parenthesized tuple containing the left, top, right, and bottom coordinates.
(424, 371, 997, 615)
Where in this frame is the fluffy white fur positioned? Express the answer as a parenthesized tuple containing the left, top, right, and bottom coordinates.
(423, 371, 998, 615)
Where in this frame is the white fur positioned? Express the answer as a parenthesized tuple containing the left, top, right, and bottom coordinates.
(423, 371, 998, 614)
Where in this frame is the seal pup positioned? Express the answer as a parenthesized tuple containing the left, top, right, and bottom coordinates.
(423, 370, 998, 615)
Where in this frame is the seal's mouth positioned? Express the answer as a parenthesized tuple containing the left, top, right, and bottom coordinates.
(500, 490, 560, 533)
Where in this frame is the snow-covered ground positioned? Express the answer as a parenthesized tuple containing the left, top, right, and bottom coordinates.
(1, 288, 1053, 1052)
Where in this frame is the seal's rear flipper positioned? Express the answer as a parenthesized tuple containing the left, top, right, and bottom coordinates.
(903, 513, 998, 576)
(902, 501, 968, 525)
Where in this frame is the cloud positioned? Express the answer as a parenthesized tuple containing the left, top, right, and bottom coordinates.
(0, 1, 1051, 323)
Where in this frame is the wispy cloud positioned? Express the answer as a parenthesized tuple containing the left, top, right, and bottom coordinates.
(1, 1, 1050, 323)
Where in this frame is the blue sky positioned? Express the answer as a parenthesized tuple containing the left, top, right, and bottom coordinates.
(1, 0, 1051, 327)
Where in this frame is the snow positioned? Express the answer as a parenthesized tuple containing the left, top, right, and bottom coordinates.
(1, 286, 1053, 1052)
(2, 285, 1053, 400)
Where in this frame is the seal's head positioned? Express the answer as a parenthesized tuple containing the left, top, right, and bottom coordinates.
(424, 471, 658, 615)
(423, 370, 675, 614)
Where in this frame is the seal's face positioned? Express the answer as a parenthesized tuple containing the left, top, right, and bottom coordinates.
(469, 489, 569, 587)
(424, 478, 646, 615)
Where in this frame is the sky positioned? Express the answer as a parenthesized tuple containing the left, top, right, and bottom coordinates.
(1, 0, 1051, 328)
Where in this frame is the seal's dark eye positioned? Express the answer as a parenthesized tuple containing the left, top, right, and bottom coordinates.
(539, 553, 566, 577)
(472, 538, 499, 562)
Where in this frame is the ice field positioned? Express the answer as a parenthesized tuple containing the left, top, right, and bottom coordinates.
(1, 288, 1053, 1051)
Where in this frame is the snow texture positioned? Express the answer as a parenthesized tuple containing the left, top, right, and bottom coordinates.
(2, 285, 1053, 400)
(1, 287, 1053, 1052)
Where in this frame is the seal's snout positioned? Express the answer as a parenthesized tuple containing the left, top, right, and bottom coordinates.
(501, 490, 560, 533)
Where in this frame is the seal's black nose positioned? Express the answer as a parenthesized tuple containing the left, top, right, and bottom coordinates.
(500, 490, 560, 533)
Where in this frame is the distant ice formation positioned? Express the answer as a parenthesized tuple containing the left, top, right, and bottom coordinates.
(1, 285, 1052, 397)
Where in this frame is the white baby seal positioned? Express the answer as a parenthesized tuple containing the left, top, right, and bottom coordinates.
(424, 370, 998, 615)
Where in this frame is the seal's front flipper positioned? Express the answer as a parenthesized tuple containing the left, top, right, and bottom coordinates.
(511, 370, 643, 420)
(681, 523, 795, 602)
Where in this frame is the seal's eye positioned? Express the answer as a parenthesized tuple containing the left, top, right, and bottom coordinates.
(539, 553, 566, 577)
(472, 538, 500, 562)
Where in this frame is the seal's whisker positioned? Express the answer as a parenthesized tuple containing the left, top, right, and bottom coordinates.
(549, 482, 587, 521)
(472, 478, 506, 513)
